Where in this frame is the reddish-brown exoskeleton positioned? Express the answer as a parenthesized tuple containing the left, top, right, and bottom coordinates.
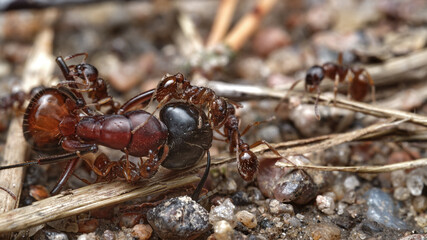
(121, 73, 282, 181)
(277, 53, 376, 119)
(0, 54, 214, 200)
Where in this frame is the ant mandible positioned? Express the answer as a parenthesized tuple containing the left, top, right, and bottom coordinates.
(0, 54, 213, 200)
(277, 53, 376, 119)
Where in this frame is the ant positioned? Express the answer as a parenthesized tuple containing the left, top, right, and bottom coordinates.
(121, 73, 284, 181)
(277, 53, 376, 119)
(0, 55, 213, 201)
(55, 53, 120, 113)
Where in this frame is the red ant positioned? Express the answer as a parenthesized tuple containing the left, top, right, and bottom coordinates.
(55, 53, 120, 113)
(277, 53, 376, 119)
(0, 55, 213, 200)
(122, 73, 284, 181)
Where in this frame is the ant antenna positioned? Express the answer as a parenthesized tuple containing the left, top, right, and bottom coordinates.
(192, 150, 211, 201)
(0, 161, 39, 170)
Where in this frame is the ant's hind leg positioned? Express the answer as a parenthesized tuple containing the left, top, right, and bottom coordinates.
(249, 140, 296, 167)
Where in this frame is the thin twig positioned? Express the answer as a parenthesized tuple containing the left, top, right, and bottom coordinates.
(276, 158, 427, 173)
(0, 175, 200, 233)
(202, 80, 427, 127)
(206, 0, 239, 47)
(224, 0, 278, 51)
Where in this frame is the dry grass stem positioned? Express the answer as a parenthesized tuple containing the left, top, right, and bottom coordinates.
(224, 0, 278, 51)
(0, 175, 200, 233)
(207, 0, 239, 47)
(276, 158, 427, 173)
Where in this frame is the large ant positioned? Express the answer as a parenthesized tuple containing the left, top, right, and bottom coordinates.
(121, 73, 283, 181)
(277, 53, 376, 119)
(0, 54, 213, 200)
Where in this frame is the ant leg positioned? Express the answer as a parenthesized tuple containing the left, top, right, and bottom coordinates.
(192, 150, 211, 201)
(240, 116, 275, 136)
(364, 70, 376, 103)
(333, 75, 339, 106)
(51, 157, 80, 195)
(118, 89, 155, 114)
(64, 52, 89, 62)
(347, 73, 354, 100)
(314, 86, 321, 120)
(274, 79, 302, 112)
(250, 140, 296, 166)
(0, 186, 17, 200)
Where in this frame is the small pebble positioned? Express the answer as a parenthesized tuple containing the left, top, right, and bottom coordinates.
(231, 191, 251, 206)
(209, 198, 236, 226)
(393, 187, 410, 201)
(274, 170, 319, 204)
(132, 224, 152, 240)
(78, 219, 99, 233)
(344, 176, 360, 191)
(399, 234, 427, 240)
(102, 230, 115, 240)
(337, 202, 347, 216)
(365, 188, 408, 229)
(391, 170, 406, 188)
(269, 199, 294, 215)
(147, 196, 209, 240)
(316, 194, 335, 215)
(413, 196, 427, 213)
(34, 229, 69, 240)
(213, 220, 234, 240)
(310, 223, 341, 240)
(406, 174, 424, 196)
(77, 233, 96, 240)
(235, 210, 257, 229)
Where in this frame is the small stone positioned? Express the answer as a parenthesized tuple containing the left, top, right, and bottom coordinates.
(213, 220, 234, 240)
(413, 196, 427, 213)
(407, 174, 424, 196)
(78, 219, 99, 233)
(415, 214, 427, 228)
(231, 191, 251, 206)
(269, 199, 294, 215)
(102, 230, 115, 240)
(393, 187, 410, 201)
(344, 176, 360, 191)
(147, 196, 209, 240)
(399, 234, 427, 240)
(274, 170, 319, 204)
(288, 217, 302, 228)
(316, 194, 335, 215)
(77, 233, 96, 240)
(342, 191, 356, 204)
(337, 202, 347, 215)
(235, 210, 257, 229)
(34, 229, 69, 240)
(132, 224, 152, 240)
(310, 223, 341, 240)
(209, 198, 236, 226)
(391, 170, 406, 188)
(365, 188, 408, 230)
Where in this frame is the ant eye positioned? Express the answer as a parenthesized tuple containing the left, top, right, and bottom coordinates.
(146, 167, 151, 172)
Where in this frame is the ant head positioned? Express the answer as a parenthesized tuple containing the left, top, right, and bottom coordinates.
(305, 66, 324, 88)
(75, 63, 98, 82)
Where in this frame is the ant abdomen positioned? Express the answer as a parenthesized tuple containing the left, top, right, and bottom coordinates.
(160, 102, 212, 170)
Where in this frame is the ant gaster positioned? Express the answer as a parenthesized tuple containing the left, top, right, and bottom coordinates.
(278, 53, 376, 119)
